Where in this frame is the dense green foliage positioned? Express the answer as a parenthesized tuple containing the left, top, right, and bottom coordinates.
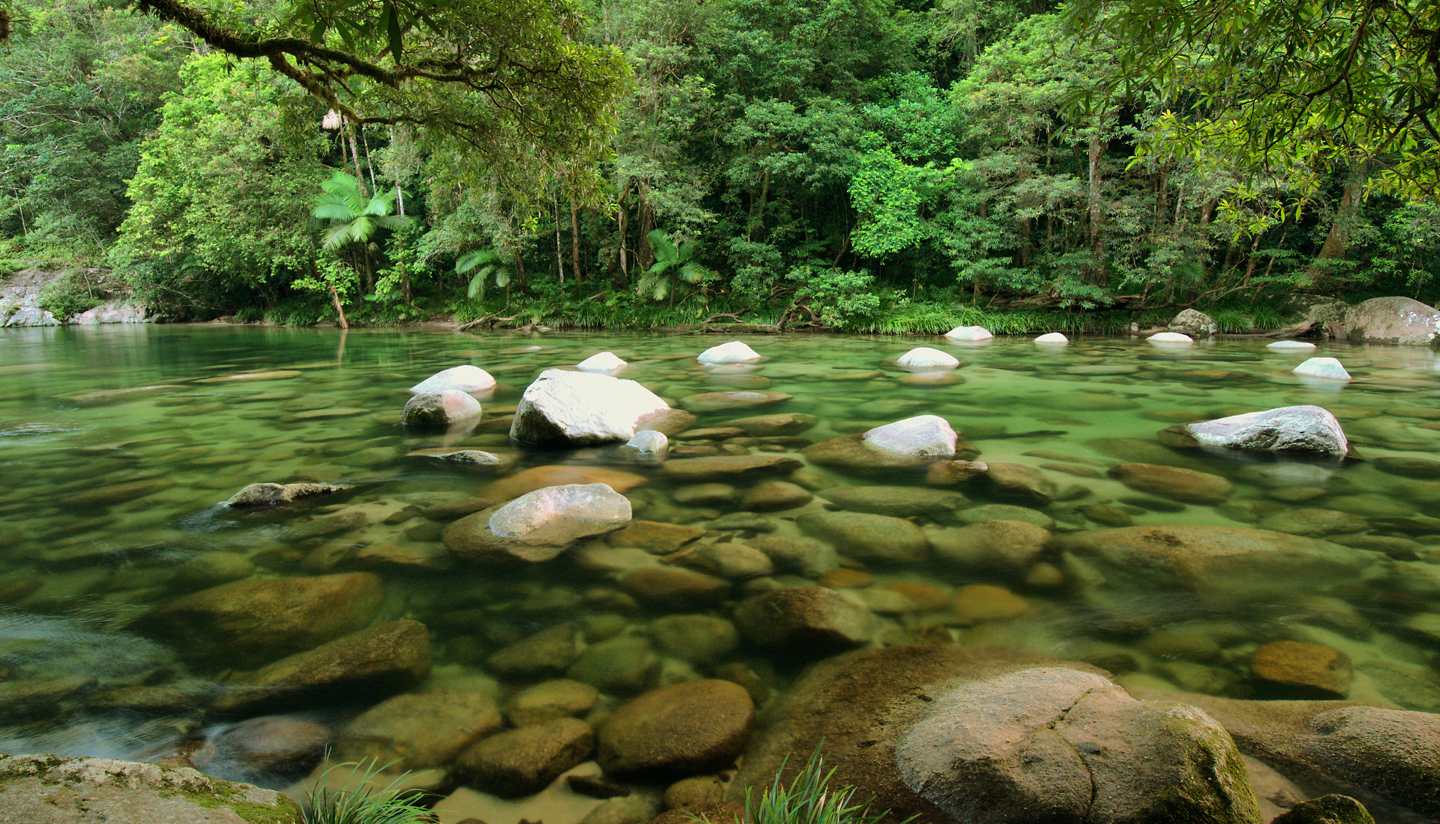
(1, 0, 1437, 328)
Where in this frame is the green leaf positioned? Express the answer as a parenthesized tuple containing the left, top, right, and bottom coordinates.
(384, 1, 403, 62)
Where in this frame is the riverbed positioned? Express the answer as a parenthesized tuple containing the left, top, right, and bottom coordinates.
(1, 324, 1437, 811)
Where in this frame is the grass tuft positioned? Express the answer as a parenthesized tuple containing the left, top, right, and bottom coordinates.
(300, 759, 434, 824)
(724, 749, 906, 824)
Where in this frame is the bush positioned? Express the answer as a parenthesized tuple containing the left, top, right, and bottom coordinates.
(38, 269, 110, 320)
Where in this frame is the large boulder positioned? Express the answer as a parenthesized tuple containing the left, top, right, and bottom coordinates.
(0, 755, 300, 824)
(410, 364, 496, 394)
(862, 415, 957, 459)
(1160, 693, 1440, 823)
(897, 666, 1260, 824)
(698, 340, 762, 365)
(1182, 406, 1349, 457)
(510, 369, 670, 446)
(444, 483, 632, 563)
(1335, 297, 1440, 345)
(1057, 526, 1362, 602)
(1169, 308, 1219, 338)
(598, 679, 755, 777)
(139, 573, 383, 667)
(216, 619, 431, 712)
(734, 645, 1260, 824)
(403, 390, 481, 430)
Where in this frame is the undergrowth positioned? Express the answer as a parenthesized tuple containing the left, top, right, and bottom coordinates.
(300, 760, 433, 824)
(723, 749, 905, 824)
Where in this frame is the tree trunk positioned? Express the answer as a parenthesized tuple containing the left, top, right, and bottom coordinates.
(553, 194, 565, 284)
(359, 126, 379, 195)
(1316, 170, 1365, 261)
(570, 197, 582, 284)
(328, 282, 348, 329)
(1087, 130, 1104, 281)
(345, 126, 367, 196)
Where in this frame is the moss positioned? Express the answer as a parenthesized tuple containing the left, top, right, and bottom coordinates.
(161, 780, 302, 824)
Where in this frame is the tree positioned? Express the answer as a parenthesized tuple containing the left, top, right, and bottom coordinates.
(635, 229, 712, 302)
(1067, 0, 1440, 199)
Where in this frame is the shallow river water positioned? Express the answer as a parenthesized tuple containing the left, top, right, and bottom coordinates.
(2, 324, 1439, 812)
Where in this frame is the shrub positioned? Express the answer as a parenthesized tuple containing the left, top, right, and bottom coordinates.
(38, 269, 109, 320)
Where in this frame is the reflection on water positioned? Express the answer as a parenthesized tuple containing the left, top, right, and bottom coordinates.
(1, 324, 1439, 787)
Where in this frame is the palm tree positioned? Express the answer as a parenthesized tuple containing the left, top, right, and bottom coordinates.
(455, 248, 515, 302)
(636, 229, 713, 302)
(311, 170, 410, 289)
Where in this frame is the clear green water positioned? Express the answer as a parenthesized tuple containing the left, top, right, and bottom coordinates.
(2, 325, 1439, 787)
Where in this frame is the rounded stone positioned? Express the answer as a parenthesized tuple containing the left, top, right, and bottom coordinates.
(457, 717, 594, 797)
(507, 679, 600, 726)
(598, 679, 755, 777)
(1252, 640, 1353, 698)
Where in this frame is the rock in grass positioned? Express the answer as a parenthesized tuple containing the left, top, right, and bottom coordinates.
(1183, 405, 1348, 457)
(410, 364, 496, 394)
(510, 369, 670, 446)
(1169, 308, 1218, 338)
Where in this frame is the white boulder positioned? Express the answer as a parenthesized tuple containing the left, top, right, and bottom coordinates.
(1293, 357, 1351, 381)
(623, 430, 669, 460)
(402, 390, 481, 430)
(576, 351, 627, 373)
(1185, 405, 1348, 457)
(488, 483, 632, 546)
(896, 347, 960, 370)
(410, 364, 496, 395)
(510, 369, 670, 446)
(1034, 332, 1069, 345)
(1267, 340, 1317, 352)
(862, 415, 957, 458)
(1147, 332, 1193, 345)
(944, 326, 993, 343)
(698, 340, 762, 365)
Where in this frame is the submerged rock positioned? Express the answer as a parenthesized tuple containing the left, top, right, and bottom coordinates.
(140, 572, 383, 667)
(1183, 405, 1349, 457)
(458, 718, 594, 797)
(410, 364, 496, 395)
(217, 619, 431, 712)
(444, 483, 632, 563)
(798, 510, 929, 563)
(0, 754, 300, 823)
(1271, 795, 1375, 824)
(928, 520, 1050, 572)
(663, 454, 801, 480)
(508, 679, 600, 727)
(1148, 331, 1194, 345)
(680, 390, 791, 412)
(1170, 308, 1218, 338)
(623, 430, 669, 460)
(598, 679, 755, 777)
(1109, 463, 1233, 504)
(896, 347, 959, 370)
(402, 389, 481, 429)
(822, 484, 963, 517)
(510, 369, 670, 446)
(728, 412, 817, 435)
(567, 636, 659, 694)
(577, 351, 628, 373)
(733, 586, 873, 651)
(697, 340, 762, 365)
(336, 690, 503, 769)
(194, 715, 330, 778)
(1251, 640, 1353, 699)
(225, 481, 349, 508)
(406, 449, 514, 469)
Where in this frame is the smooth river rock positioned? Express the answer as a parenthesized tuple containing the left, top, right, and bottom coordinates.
(402, 389, 481, 429)
(697, 340, 762, 364)
(733, 587, 873, 651)
(1183, 405, 1349, 457)
(862, 414, 957, 458)
(1294, 357, 1352, 381)
(798, 510, 929, 563)
(945, 325, 993, 342)
(411, 364, 496, 394)
(598, 679, 755, 777)
(1109, 463, 1233, 503)
(225, 481, 349, 508)
(896, 347, 959, 370)
(1333, 296, 1440, 345)
(444, 483, 632, 563)
(510, 369, 670, 446)
(577, 351, 628, 373)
